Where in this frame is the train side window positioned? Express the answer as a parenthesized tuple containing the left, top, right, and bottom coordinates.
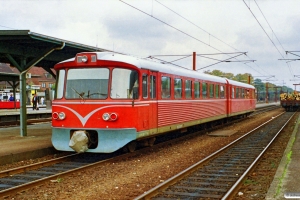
(56, 69, 65, 99)
(232, 87, 235, 98)
(111, 68, 138, 99)
(236, 88, 240, 98)
(150, 75, 156, 99)
(209, 84, 214, 98)
(185, 80, 192, 99)
(202, 82, 207, 98)
(161, 76, 171, 99)
(220, 85, 225, 98)
(142, 74, 148, 99)
(194, 82, 200, 98)
(245, 89, 250, 98)
(174, 78, 182, 99)
(241, 88, 245, 98)
(215, 85, 219, 98)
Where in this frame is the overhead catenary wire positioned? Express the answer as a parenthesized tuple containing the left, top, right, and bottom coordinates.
(254, 0, 286, 53)
(120, 0, 273, 78)
(155, 0, 271, 77)
(119, 0, 226, 55)
(243, 0, 284, 58)
(253, 0, 295, 78)
(154, 0, 240, 52)
(0, 25, 17, 30)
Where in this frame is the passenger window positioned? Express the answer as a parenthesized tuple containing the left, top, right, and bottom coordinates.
(56, 69, 65, 99)
(185, 80, 192, 98)
(202, 82, 207, 98)
(220, 85, 225, 98)
(241, 88, 245, 98)
(236, 88, 240, 99)
(161, 76, 171, 99)
(174, 78, 182, 99)
(194, 82, 200, 98)
(209, 84, 214, 98)
(215, 85, 219, 98)
(232, 88, 235, 98)
(142, 74, 148, 99)
(245, 89, 250, 98)
(150, 75, 156, 99)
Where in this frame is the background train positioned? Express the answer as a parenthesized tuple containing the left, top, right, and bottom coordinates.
(280, 92, 300, 111)
(51, 52, 256, 153)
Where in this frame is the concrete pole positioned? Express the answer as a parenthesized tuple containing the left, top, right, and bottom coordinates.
(20, 59, 27, 137)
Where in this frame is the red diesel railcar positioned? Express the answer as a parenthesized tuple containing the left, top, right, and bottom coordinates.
(51, 52, 256, 153)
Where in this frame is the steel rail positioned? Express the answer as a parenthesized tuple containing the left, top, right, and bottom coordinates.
(251, 104, 280, 116)
(134, 111, 289, 199)
(0, 153, 77, 178)
(0, 152, 129, 198)
(222, 111, 296, 199)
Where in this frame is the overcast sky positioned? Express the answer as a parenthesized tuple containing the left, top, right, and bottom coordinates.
(1, 0, 300, 88)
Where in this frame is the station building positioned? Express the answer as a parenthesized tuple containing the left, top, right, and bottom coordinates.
(0, 62, 55, 105)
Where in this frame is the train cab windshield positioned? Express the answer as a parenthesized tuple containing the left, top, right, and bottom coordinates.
(55, 68, 139, 100)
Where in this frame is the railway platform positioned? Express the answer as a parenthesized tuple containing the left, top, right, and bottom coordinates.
(0, 106, 55, 166)
(0, 102, 298, 199)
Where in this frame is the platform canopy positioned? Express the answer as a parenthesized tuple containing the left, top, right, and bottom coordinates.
(0, 30, 111, 78)
(0, 30, 112, 137)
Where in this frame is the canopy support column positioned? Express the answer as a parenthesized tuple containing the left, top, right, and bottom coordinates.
(5, 42, 65, 137)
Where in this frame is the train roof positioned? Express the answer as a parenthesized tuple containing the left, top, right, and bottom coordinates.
(99, 52, 228, 84)
(226, 79, 255, 89)
(58, 52, 254, 89)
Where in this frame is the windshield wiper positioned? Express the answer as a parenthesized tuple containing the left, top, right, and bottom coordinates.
(72, 87, 85, 100)
(86, 90, 107, 98)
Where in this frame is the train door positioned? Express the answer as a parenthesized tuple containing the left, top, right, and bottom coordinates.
(226, 80, 231, 117)
(149, 71, 158, 134)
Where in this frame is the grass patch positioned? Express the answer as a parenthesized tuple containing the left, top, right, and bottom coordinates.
(244, 179, 258, 185)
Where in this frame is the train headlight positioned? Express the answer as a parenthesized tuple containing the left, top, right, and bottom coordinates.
(52, 112, 59, 120)
(81, 55, 88, 62)
(58, 112, 66, 120)
(102, 113, 110, 121)
(110, 113, 118, 121)
(52, 112, 66, 120)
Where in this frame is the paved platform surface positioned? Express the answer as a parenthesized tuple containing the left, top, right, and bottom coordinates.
(208, 130, 238, 137)
(0, 123, 55, 165)
(0, 106, 55, 165)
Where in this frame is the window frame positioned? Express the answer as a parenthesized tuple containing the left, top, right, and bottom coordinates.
(161, 76, 171, 99)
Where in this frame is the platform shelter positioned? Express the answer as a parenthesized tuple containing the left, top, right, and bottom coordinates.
(0, 30, 112, 136)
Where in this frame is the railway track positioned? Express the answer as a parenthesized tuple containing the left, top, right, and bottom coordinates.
(0, 118, 51, 127)
(0, 105, 282, 198)
(0, 152, 124, 198)
(250, 104, 280, 116)
(135, 111, 295, 200)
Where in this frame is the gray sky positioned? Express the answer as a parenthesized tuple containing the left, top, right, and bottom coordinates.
(1, 0, 300, 88)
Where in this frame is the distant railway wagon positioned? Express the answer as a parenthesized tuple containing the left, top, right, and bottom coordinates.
(280, 92, 300, 111)
(51, 52, 256, 153)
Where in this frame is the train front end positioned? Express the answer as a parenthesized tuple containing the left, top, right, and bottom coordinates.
(51, 52, 143, 153)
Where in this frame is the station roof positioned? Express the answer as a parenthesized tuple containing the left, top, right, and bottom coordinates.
(0, 63, 19, 81)
(0, 30, 114, 136)
(0, 30, 111, 73)
(0, 72, 19, 82)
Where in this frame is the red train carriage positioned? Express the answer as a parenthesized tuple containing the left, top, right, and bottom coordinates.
(51, 52, 256, 153)
(227, 79, 256, 117)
